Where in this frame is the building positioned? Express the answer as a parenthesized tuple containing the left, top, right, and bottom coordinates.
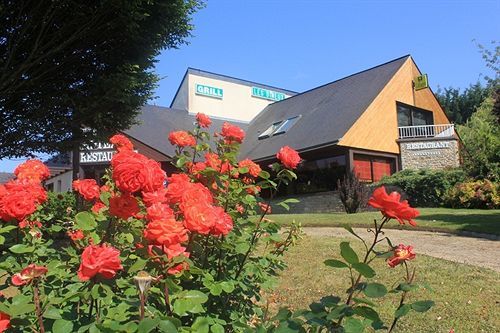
(45, 55, 459, 194)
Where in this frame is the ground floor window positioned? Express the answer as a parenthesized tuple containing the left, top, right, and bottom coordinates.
(353, 154, 395, 182)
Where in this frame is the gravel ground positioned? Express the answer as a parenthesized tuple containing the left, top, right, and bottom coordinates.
(303, 227, 500, 272)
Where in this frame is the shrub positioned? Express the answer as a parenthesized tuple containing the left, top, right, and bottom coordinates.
(337, 171, 368, 213)
(444, 179, 500, 209)
(377, 168, 467, 207)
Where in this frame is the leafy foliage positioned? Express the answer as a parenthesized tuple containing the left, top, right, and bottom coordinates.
(457, 96, 500, 180)
(0, 0, 203, 158)
(436, 82, 490, 124)
(444, 179, 500, 209)
(377, 168, 467, 207)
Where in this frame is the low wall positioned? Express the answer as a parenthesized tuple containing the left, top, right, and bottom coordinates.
(271, 191, 346, 214)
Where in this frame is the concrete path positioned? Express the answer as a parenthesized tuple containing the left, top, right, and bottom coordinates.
(303, 227, 500, 272)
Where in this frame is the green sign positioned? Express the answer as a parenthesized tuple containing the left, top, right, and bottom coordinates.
(251, 87, 286, 102)
(195, 84, 223, 99)
(414, 74, 429, 91)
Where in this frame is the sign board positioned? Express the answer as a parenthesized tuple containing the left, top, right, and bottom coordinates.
(414, 74, 429, 91)
(195, 84, 223, 99)
(405, 141, 451, 150)
(80, 142, 115, 164)
(251, 87, 286, 102)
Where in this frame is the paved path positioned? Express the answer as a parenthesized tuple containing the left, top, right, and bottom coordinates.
(303, 227, 500, 272)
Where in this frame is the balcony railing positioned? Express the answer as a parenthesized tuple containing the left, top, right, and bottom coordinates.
(398, 124, 455, 139)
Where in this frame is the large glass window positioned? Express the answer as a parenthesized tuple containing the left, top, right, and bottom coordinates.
(397, 102, 434, 127)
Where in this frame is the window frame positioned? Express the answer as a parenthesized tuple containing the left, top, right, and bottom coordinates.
(396, 101, 434, 127)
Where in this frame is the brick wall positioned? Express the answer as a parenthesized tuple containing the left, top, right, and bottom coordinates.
(399, 137, 460, 170)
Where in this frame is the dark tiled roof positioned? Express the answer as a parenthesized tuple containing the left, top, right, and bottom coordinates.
(124, 105, 249, 158)
(0, 172, 14, 184)
(240, 55, 410, 161)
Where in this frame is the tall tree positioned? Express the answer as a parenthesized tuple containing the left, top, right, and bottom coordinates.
(436, 82, 489, 124)
(0, 0, 202, 164)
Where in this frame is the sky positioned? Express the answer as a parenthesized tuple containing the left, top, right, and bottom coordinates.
(1, 0, 499, 172)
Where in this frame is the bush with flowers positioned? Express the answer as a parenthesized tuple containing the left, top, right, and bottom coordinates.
(0, 114, 302, 332)
(0, 113, 433, 332)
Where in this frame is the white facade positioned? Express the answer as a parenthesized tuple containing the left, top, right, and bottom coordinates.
(171, 69, 296, 122)
(45, 170, 72, 192)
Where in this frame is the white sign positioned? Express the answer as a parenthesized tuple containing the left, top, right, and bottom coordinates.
(406, 141, 451, 150)
(80, 150, 115, 163)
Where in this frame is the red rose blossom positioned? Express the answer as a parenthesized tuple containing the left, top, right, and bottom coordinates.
(238, 159, 262, 177)
(68, 229, 84, 241)
(368, 186, 419, 226)
(387, 244, 416, 268)
(0, 312, 10, 332)
(182, 202, 217, 235)
(73, 179, 100, 201)
(14, 159, 50, 183)
(211, 206, 233, 236)
(110, 134, 134, 152)
(146, 203, 174, 221)
(204, 152, 221, 170)
(91, 202, 107, 214)
(111, 151, 165, 193)
(11, 264, 48, 286)
(221, 122, 245, 144)
(144, 218, 188, 247)
(168, 131, 196, 147)
(196, 113, 212, 128)
(276, 146, 301, 169)
(0, 189, 37, 222)
(258, 202, 272, 214)
(109, 193, 140, 220)
(77, 244, 123, 281)
(142, 188, 168, 207)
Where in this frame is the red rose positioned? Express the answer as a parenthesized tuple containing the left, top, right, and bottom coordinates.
(165, 173, 192, 204)
(0, 312, 10, 332)
(211, 206, 233, 236)
(141, 159, 166, 193)
(111, 151, 165, 193)
(73, 179, 100, 201)
(146, 203, 174, 222)
(168, 262, 189, 275)
(91, 202, 107, 214)
(142, 188, 168, 207)
(220, 161, 239, 178)
(221, 122, 245, 144)
(14, 159, 50, 183)
(204, 152, 221, 170)
(68, 229, 84, 241)
(276, 146, 301, 169)
(0, 190, 37, 222)
(368, 187, 419, 226)
(11, 264, 48, 286)
(258, 202, 272, 214)
(77, 244, 123, 281)
(182, 202, 217, 234)
(144, 218, 188, 247)
(168, 131, 196, 147)
(387, 244, 416, 268)
(109, 193, 140, 220)
(4, 180, 47, 204)
(110, 134, 134, 152)
(196, 113, 212, 128)
(238, 159, 262, 177)
(188, 162, 207, 177)
(178, 183, 214, 211)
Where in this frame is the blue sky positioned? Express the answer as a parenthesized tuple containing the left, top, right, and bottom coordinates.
(1, 0, 498, 172)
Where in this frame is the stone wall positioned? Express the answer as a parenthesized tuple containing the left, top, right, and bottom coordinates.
(399, 137, 460, 170)
(271, 191, 346, 214)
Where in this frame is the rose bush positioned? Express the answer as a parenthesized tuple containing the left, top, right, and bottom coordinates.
(0, 115, 302, 332)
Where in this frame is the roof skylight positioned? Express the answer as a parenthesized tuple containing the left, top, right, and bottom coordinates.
(258, 115, 301, 140)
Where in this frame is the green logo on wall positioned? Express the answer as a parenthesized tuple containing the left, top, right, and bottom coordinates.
(251, 87, 286, 101)
(195, 84, 223, 99)
(414, 74, 429, 91)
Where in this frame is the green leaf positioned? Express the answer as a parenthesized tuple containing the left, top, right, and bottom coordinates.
(211, 323, 224, 333)
(353, 306, 381, 322)
(172, 290, 208, 316)
(394, 304, 411, 318)
(138, 318, 160, 333)
(52, 319, 74, 333)
(0, 225, 17, 233)
(75, 211, 97, 231)
(363, 283, 387, 298)
(128, 258, 147, 274)
(220, 281, 234, 293)
(235, 242, 250, 254)
(191, 317, 210, 333)
(411, 300, 435, 312)
(158, 320, 178, 333)
(209, 283, 223, 296)
(324, 259, 349, 268)
(259, 170, 270, 179)
(352, 263, 376, 278)
(351, 297, 376, 307)
(9, 244, 35, 254)
(43, 307, 62, 320)
(395, 283, 419, 292)
(0, 235, 5, 245)
(340, 242, 359, 264)
(343, 317, 365, 333)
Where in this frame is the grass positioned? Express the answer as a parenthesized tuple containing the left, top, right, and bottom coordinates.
(267, 208, 500, 236)
(268, 236, 500, 332)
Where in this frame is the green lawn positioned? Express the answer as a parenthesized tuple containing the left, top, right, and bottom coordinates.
(267, 208, 500, 235)
(269, 236, 500, 332)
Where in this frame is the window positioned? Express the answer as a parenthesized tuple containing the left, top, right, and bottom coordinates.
(353, 154, 395, 182)
(397, 102, 433, 127)
(258, 115, 301, 140)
